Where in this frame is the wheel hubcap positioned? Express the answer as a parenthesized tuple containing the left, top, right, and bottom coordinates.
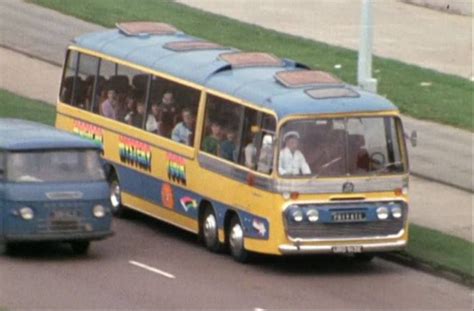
(203, 213, 217, 246)
(110, 182, 121, 209)
(229, 222, 244, 255)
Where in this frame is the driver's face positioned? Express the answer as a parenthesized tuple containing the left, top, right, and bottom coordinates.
(287, 137, 299, 151)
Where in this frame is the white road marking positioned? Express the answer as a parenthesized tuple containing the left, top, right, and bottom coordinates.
(129, 260, 176, 279)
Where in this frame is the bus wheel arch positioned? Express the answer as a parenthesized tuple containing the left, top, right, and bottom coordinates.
(198, 201, 223, 253)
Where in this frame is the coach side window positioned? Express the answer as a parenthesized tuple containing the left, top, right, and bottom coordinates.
(60, 50, 79, 106)
(148, 75, 200, 146)
(76, 53, 100, 111)
(201, 95, 243, 161)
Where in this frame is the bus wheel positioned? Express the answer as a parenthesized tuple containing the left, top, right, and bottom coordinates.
(109, 174, 125, 217)
(228, 216, 249, 263)
(70, 241, 90, 255)
(202, 207, 222, 252)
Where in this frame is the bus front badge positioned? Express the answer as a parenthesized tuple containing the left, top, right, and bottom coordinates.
(342, 182, 354, 193)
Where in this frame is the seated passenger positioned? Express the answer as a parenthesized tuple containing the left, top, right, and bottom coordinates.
(101, 89, 118, 120)
(157, 91, 178, 138)
(171, 108, 195, 146)
(219, 127, 237, 162)
(278, 131, 311, 176)
(202, 120, 223, 155)
(146, 102, 160, 133)
(257, 134, 274, 174)
(126, 101, 145, 128)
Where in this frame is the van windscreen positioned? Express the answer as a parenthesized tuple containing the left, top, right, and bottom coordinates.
(7, 149, 105, 183)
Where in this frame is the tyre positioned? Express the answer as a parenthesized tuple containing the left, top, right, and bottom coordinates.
(70, 241, 90, 255)
(109, 173, 126, 217)
(228, 215, 250, 263)
(201, 207, 222, 253)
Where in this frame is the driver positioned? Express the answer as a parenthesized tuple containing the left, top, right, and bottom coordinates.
(278, 131, 311, 176)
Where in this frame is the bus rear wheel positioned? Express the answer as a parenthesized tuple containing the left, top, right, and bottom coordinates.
(228, 216, 249, 263)
(201, 207, 222, 253)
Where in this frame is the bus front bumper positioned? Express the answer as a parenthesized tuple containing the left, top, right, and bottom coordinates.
(278, 240, 406, 255)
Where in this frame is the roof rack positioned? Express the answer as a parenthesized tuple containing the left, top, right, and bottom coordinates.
(219, 52, 284, 68)
(276, 70, 342, 88)
(164, 40, 227, 52)
(116, 22, 179, 36)
(306, 87, 359, 100)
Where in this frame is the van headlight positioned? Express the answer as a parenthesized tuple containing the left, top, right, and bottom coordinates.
(376, 206, 389, 220)
(306, 209, 319, 222)
(93, 204, 106, 218)
(20, 207, 34, 220)
(391, 206, 402, 219)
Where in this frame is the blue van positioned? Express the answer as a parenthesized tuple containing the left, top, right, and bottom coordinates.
(0, 119, 113, 254)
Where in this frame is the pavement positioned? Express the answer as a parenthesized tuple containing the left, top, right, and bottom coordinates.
(0, 0, 472, 242)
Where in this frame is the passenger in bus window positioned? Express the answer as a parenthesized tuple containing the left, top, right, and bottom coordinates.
(157, 91, 178, 138)
(257, 134, 274, 174)
(219, 126, 237, 162)
(123, 97, 137, 124)
(243, 126, 259, 169)
(101, 89, 118, 120)
(126, 101, 145, 128)
(202, 120, 223, 155)
(145, 102, 160, 133)
(171, 108, 195, 146)
(278, 131, 311, 176)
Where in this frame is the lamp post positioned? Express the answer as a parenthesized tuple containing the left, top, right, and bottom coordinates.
(357, 0, 378, 93)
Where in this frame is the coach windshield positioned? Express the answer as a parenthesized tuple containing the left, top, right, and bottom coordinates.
(278, 116, 406, 178)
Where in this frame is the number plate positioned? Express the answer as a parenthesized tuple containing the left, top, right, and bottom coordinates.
(332, 245, 362, 253)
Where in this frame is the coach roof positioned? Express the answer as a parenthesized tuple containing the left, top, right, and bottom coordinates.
(72, 22, 397, 118)
(0, 119, 100, 151)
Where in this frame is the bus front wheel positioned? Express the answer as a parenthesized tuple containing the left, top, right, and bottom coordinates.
(228, 216, 249, 263)
(109, 173, 126, 217)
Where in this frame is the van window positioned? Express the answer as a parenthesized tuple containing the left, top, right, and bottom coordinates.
(6, 150, 105, 183)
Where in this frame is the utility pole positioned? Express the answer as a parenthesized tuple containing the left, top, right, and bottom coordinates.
(357, 0, 378, 93)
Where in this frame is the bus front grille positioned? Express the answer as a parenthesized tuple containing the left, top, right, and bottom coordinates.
(287, 220, 404, 240)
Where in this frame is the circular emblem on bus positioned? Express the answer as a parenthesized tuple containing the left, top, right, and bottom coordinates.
(342, 182, 354, 193)
(161, 183, 174, 209)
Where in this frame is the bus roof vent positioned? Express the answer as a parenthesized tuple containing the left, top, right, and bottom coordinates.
(276, 70, 342, 88)
(116, 22, 179, 36)
(219, 52, 284, 68)
(306, 87, 359, 100)
(164, 40, 227, 52)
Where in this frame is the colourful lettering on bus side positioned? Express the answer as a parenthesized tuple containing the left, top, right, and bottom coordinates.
(72, 120, 103, 147)
(118, 135, 152, 171)
(167, 152, 187, 185)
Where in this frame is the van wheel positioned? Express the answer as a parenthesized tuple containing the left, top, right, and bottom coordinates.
(201, 207, 222, 253)
(109, 174, 126, 217)
(71, 241, 90, 255)
(228, 216, 250, 263)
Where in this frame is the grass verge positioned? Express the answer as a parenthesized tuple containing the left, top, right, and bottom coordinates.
(396, 224, 473, 285)
(0, 89, 56, 125)
(29, 0, 473, 131)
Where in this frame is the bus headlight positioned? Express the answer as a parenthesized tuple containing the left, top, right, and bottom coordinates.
(290, 208, 304, 223)
(391, 206, 402, 219)
(376, 206, 389, 220)
(306, 209, 319, 222)
(20, 207, 34, 220)
(93, 204, 106, 218)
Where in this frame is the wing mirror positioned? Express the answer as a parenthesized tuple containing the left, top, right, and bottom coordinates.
(405, 130, 417, 147)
